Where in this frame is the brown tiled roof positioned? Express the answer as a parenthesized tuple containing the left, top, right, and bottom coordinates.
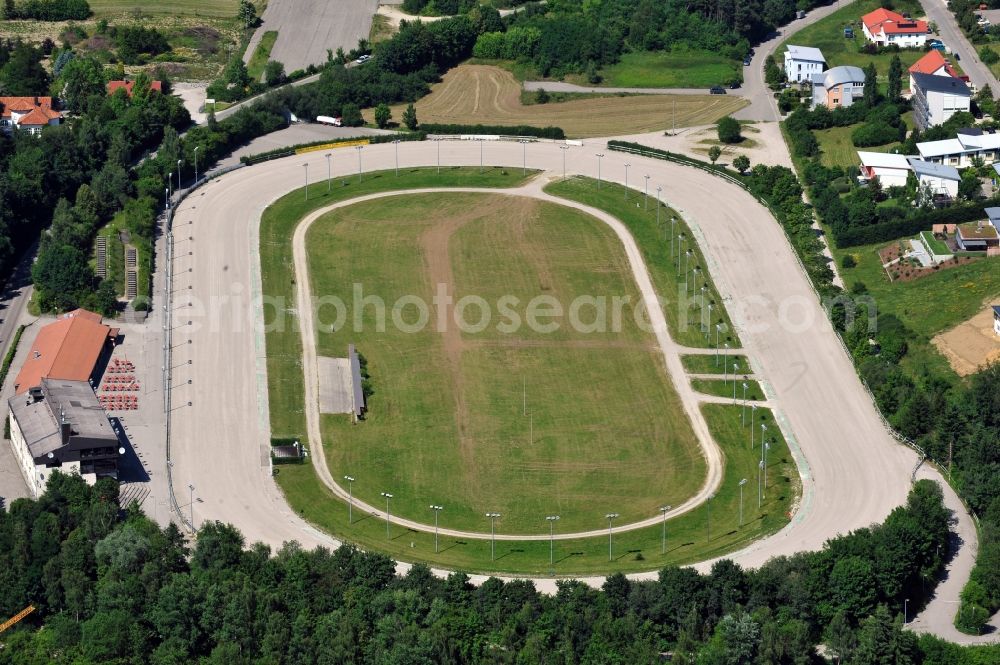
(0, 96, 60, 122)
(106, 80, 163, 96)
(13, 309, 113, 394)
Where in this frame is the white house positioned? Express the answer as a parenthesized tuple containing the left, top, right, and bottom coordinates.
(907, 50, 963, 93)
(907, 158, 960, 200)
(858, 151, 913, 188)
(812, 66, 866, 109)
(784, 45, 826, 83)
(917, 130, 1000, 167)
(911, 71, 971, 130)
(0, 96, 62, 135)
(862, 8, 928, 48)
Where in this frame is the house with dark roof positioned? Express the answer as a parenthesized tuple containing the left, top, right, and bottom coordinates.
(107, 80, 163, 97)
(862, 8, 928, 48)
(13, 309, 118, 395)
(811, 65, 865, 109)
(0, 96, 61, 135)
(908, 50, 965, 94)
(911, 71, 971, 130)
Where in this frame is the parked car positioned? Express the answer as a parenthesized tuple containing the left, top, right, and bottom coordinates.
(729, 81, 741, 89)
(710, 86, 727, 95)
(743, 57, 752, 66)
(355, 54, 372, 63)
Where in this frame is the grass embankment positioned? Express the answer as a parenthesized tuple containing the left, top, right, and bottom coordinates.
(594, 50, 740, 89)
(246, 30, 277, 82)
(682, 354, 749, 374)
(88, 0, 239, 17)
(310, 192, 704, 532)
(691, 378, 764, 401)
(544, 178, 742, 349)
(279, 402, 795, 576)
(262, 166, 537, 441)
(777, 0, 928, 74)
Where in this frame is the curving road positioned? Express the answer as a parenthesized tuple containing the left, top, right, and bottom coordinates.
(166, 139, 993, 643)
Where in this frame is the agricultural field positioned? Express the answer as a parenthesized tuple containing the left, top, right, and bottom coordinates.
(777, 0, 932, 76)
(386, 65, 747, 138)
(311, 192, 705, 533)
(592, 50, 741, 89)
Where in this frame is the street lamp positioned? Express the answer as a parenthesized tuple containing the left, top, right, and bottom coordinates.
(741, 381, 748, 423)
(760, 422, 768, 456)
(763, 441, 771, 489)
(325, 153, 332, 192)
(521, 139, 528, 175)
(723, 343, 730, 380)
(596, 153, 604, 188)
(738, 478, 748, 527)
(546, 515, 560, 565)
(605, 513, 618, 561)
(624, 162, 630, 199)
(435, 138, 441, 174)
(486, 512, 501, 561)
(904, 598, 909, 624)
(164, 186, 169, 210)
(303, 163, 309, 201)
(356, 145, 363, 182)
(479, 138, 484, 173)
(177, 159, 182, 191)
(715, 324, 723, 361)
(706, 493, 715, 542)
(193, 146, 200, 184)
(188, 484, 195, 529)
(758, 460, 764, 508)
(393, 139, 400, 176)
(644, 175, 650, 209)
(430, 505, 443, 553)
(344, 475, 355, 523)
(659, 505, 671, 555)
(560, 145, 569, 178)
(381, 492, 393, 539)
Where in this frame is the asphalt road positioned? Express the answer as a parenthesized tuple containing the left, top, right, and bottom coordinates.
(245, 0, 379, 74)
(168, 140, 928, 585)
(920, 0, 1000, 92)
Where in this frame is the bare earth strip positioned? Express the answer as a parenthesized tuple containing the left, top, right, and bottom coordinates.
(932, 304, 1000, 377)
(169, 140, 992, 643)
(386, 65, 747, 138)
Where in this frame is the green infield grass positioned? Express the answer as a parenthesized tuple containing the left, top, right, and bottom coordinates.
(594, 50, 741, 89)
(691, 378, 764, 401)
(682, 354, 749, 374)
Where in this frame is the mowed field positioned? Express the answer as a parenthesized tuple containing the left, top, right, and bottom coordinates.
(88, 0, 239, 17)
(387, 65, 747, 138)
(309, 192, 706, 532)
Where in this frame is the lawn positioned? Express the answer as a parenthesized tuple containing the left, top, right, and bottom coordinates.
(310, 192, 705, 532)
(920, 230, 951, 256)
(691, 378, 764, 401)
(594, 50, 740, 89)
(246, 30, 277, 82)
(544, 178, 742, 349)
(813, 112, 915, 170)
(261, 167, 538, 443)
(682, 354, 749, 374)
(276, 403, 796, 576)
(777, 0, 930, 78)
(88, 0, 239, 18)
(385, 65, 747, 139)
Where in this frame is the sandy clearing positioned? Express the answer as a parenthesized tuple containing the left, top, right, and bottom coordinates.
(932, 304, 1000, 376)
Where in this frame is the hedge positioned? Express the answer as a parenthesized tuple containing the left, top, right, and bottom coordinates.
(421, 123, 565, 139)
(0, 324, 26, 390)
(831, 200, 996, 247)
(270, 437, 301, 447)
(241, 132, 426, 166)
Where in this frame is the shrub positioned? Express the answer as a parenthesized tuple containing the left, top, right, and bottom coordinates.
(979, 46, 999, 65)
(841, 255, 856, 269)
(717, 116, 741, 143)
(851, 121, 898, 147)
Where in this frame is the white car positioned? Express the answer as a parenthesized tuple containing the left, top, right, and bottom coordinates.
(356, 54, 372, 63)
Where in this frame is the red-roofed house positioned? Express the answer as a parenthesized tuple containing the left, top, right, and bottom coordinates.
(0, 96, 62, 135)
(13, 309, 119, 395)
(908, 50, 966, 92)
(106, 80, 163, 97)
(862, 8, 928, 48)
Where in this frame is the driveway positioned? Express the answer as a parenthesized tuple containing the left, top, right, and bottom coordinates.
(244, 0, 379, 73)
(921, 0, 1000, 92)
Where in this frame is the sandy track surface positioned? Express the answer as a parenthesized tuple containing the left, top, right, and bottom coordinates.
(169, 139, 993, 642)
(385, 65, 747, 138)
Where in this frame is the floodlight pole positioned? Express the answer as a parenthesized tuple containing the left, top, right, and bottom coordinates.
(644, 175, 650, 209)
(303, 163, 309, 201)
(764, 442, 771, 489)
(724, 344, 729, 382)
(546, 515, 560, 565)
(656, 186, 662, 229)
(742, 382, 748, 423)
(194, 146, 199, 184)
(715, 324, 722, 361)
(738, 478, 747, 527)
(596, 153, 604, 188)
(479, 139, 484, 173)
(486, 512, 500, 560)
(356, 145, 363, 182)
(758, 460, 764, 508)
(430, 505, 443, 553)
(706, 494, 714, 542)
(436, 138, 441, 174)
(560, 145, 569, 178)
(660, 505, 671, 555)
(381, 492, 393, 539)
(624, 162, 630, 199)
(521, 139, 527, 175)
(606, 513, 619, 561)
(344, 475, 355, 523)
(325, 153, 332, 192)
(188, 484, 195, 529)
(393, 139, 399, 176)
(177, 159, 182, 192)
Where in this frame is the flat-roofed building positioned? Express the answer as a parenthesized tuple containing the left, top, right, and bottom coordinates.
(8, 378, 120, 498)
(858, 151, 913, 187)
(911, 72, 971, 130)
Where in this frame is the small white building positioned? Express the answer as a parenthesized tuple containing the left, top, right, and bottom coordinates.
(907, 158, 960, 200)
(784, 45, 826, 83)
(858, 151, 913, 188)
(917, 130, 1000, 167)
(911, 71, 971, 130)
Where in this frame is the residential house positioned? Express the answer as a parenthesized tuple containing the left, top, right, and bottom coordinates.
(907, 158, 960, 200)
(907, 50, 964, 93)
(862, 8, 929, 48)
(955, 220, 999, 251)
(0, 96, 62, 135)
(911, 71, 971, 130)
(858, 151, 913, 188)
(784, 45, 826, 83)
(106, 80, 163, 96)
(916, 130, 1000, 167)
(812, 65, 866, 109)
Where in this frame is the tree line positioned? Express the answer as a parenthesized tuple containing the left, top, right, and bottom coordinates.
(1, 0, 90, 21)
(3, 472, 995, 664)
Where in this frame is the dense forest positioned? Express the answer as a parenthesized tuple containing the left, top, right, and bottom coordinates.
(4, 473, 998, 664)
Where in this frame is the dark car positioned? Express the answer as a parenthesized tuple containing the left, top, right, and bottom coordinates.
(743, 57, 752, 66)
(710, 86, 727, 95)
(729, 81, 741, 89)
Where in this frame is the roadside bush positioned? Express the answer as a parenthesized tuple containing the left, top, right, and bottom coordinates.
(841, 254, 856, 269)
(980, 46, 999, 65)
(851, 121, 900, 147)
(717, 115, 741, 143)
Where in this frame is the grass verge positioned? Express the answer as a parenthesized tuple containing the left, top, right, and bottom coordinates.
(691, 378, 764, 401)
(682, 354, 749, 374)
(247, 30, 277, 82)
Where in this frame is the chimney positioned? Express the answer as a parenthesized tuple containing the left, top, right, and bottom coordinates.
(59, 406, 71, 443)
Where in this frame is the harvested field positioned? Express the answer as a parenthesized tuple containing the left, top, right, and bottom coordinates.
(386, 65, 747, 138)
(932, 305, 1000, 377)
